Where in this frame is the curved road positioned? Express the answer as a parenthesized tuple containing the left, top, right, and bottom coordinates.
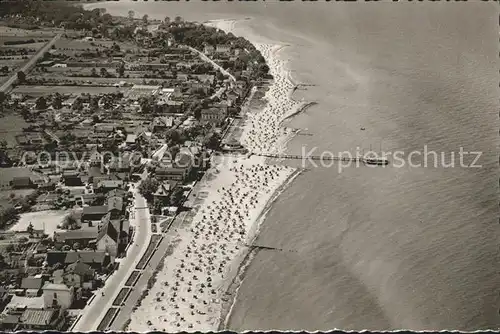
(72, 185, 152, 331)
(187, 46, 236, 83)
(0, 33, 62, 93)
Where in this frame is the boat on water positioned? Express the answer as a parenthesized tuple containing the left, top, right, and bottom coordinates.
(363, 157, 389, 165)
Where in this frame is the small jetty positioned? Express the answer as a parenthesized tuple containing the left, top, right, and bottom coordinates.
(253, 153, 389, 165)
(245, 244, 298, 253)
(255, 153, 363, 163)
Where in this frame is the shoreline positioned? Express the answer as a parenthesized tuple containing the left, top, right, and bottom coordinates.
(123, 16, 310, 333)
(217, 168, 302, 331)
(206, 18, 313, 331)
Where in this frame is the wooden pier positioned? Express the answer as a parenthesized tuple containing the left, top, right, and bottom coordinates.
(245, 243, 298, 253)
(254, 153, 364, 163)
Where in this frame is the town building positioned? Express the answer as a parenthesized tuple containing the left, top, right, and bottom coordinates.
(42, 283, 74, 310)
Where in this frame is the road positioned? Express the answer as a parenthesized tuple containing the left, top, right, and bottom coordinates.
(187, 46, 236, 83)
(152, 144, 169, 161)
(72, 186, 152, 331)
(210, 86, 226, 100)
(44, 129, 60, 144)
(0, 33, 62, 93)
(109, 219, 180, 331)
(108, 179, 205, 330)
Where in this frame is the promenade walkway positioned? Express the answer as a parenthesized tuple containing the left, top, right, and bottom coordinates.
(71, 186, 152, 331)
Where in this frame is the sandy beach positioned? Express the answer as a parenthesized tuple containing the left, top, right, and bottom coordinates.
(127, 18, 304, 332)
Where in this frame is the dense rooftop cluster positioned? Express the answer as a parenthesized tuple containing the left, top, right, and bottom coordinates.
(0, 1, 270, 331)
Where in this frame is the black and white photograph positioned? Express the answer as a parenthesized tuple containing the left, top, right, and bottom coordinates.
(0, 0, 497, 332)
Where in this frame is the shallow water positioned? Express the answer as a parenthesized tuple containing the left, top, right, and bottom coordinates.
(90, 1, 499, 330)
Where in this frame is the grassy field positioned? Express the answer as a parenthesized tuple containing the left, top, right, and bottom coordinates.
(0, 167, 36, 181)
(0, 26, 56, 38)
(55, 38, 136, 51)
(0, 167, 41, 207)
(0, 114, 29, 147)
(12, 85, 127, 95)
(0, 36, 50, 45)
(0, 189, 35, 208)
(0, 42, 45, 50)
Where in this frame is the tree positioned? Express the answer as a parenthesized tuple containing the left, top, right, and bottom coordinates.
(5, 244, 14, 254)
(169, 187, 184, 207)
(165, 129, 181, 146)
(17, 70, 26, 83)
(169, 146, 180, 161)
(89, 97, 99, 112)
(26, 222, 34, 236)
(117, 63, 125, 77)
(52, 94, 62, 109)
(100, 67, 108, 78)
(216, 71, 224, 81)
(139, 97, 152, 113)
(164, 16, 170, 25)
(204, 133, 221, 151)
(61, 212, 80, 230)
(72, 98, 83, 111)
(193, 105, 202, 120)
(0, 206, 18, 229)
(174, 16, 182, 24)
(91, 68, 97, 77)
(128, 10, 135, 20)
(35, 96, 47, 110)
(142, 14, 149, 25)
(138, 177, 159, 202)
(0, 253, 6, 270)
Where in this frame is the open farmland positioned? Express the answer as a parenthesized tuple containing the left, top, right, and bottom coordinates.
(0, 36, 51, 45)
(0, 26, 56, 38)
(0, 167, 44, 185)
(31, 75, 170, 86)
(11, 85, 127, 95)
(0, 114, 29, 147)
(0, 189, 35, 208)
(0, 42, 46, 49)
(55, 38, 139, 54)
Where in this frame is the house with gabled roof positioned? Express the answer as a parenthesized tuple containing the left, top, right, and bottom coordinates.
(153, 181, 172, 206)
(11, 177, 33, 189)
(201, 107, 227, 125)
(63, 261, 95, 289)
(21, 276, 47, 297)
(53, 227, 99, 247)
(97, 222, 118, 258)
(17, 308, 64, 331)
(42, 283, 74, 310)
(107, 196, 124, 219)
(108, 156, 131, 173)
(46, 251, 110, 271)
(81, 206, 108, 221)
(106, 188, 127, 199)
(150, 116, 174, 133)
(95, 180, 124, 194)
